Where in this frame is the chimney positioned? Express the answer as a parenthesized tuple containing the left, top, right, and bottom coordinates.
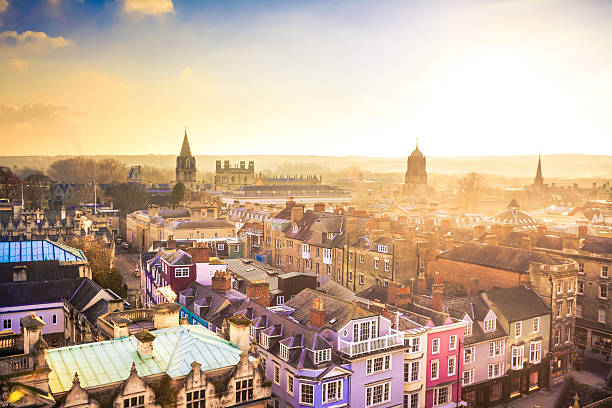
(187, 246, 211, 264)
(189, 207, 202, 221)
(228, 314, 252, 353)
(107, 298, 124, 313)
(285, 199, 296, 210)
(291, 205, 304, 222)
(148, 205, 160, 218)
(431, 272, 444, 312)
(473, 225, 486, 239)
(167, 235, 176, 249)
(536, 225, 547, 239)
(484, 235, 499, 246)
(20, 313, 45, 356)
(313, 203, 325, 212)
(152, 302, 181, 330)
(211, 271, 231, 293)
(135, 329, 156, 357)
(310, 297, 326, 328)
(345, 217, 359, 242)
(246, 280, 270, 307)
(578, 225, 588, 239)
(521, 236, 532, 250)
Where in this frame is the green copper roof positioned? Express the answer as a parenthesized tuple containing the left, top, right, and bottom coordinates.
(47, 325, 244, 394)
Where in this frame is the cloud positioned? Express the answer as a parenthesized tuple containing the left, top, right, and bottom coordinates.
(123, 0, 174, 15)
(0, 31, 72, 52)
(0, 0, 7, 13)
(8, 58, 28, 70)
(180, 66, 192, 77)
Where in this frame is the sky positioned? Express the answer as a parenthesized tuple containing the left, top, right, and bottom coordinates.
(1, 0, 612, 157)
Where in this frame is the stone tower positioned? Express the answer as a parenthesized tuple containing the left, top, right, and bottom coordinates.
(176, 128, 196, 191)
(403, 141, 427, 195)
(534, 155, 544, 186)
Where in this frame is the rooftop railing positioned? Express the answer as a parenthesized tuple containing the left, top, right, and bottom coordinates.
(338, 329, 404, 357)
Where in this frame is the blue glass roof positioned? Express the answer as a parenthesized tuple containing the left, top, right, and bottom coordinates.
(0, 240, 86, 264)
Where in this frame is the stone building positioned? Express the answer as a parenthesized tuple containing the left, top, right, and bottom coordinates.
(403, 142, 427, 196)
(215, 160, 255, 191)
(176, 130, 197, 191)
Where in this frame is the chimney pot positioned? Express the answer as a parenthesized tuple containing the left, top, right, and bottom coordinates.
(310, 297, 326, 328)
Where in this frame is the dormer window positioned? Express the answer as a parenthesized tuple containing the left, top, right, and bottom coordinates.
(280, 344, 289, 360)
(250, 326, 256, 339)
(293, 225, 299, 233)
(314, 349, 331, 364)
(484, 318, 496, 332)
(260, 332, 269, 348)
(378, 245, 388, 253)
(327, 233, 335, 240)
(465, 323, 472, 337)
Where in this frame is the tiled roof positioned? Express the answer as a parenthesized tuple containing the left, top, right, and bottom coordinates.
(317, 280, 357, 302)
(47, 325, 244, 393)
(483, 286, 550, 322)
(580, 236, 612, 255)
(437, 243, 566, 273)
(446, 297, 507, 344)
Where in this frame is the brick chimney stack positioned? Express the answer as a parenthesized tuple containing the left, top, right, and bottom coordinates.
(578, 224, 588, 239)
(310, 297, 326, 328)
(167, 235, 176, 249)
(291, 205, 304, 222)
(431, 272, 444, 312)
(211, 270, 231, 293)
(247, 279, 270, 307)
(387, 282, 411, 308)
(313, 203, 326, 212)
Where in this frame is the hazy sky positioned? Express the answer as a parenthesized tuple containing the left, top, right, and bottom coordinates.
(1, 0, 611, 157)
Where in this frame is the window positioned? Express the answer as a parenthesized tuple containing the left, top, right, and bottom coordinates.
(300, 383, 314, 406)
(314, 349, 331, 364)
(359, 273, 364, 285)
(234, 245, 240, 252)
(408, 337, 420, 353)
(512, 346, 524, 369)
(577, 302, 583, 317)
(217, 244, 225, 251)
(578, 262, 584, 273)
(260, 332, 269, 348)
(488, 362, 503, 379)
(556, 302, 562, 318)
(464, 346, 474, 364)
(52, 314, 57, 325)
(287, 373, 294, 396)
(261, 357, 266, 372)
(365, 381, 391, 407)
(448, 355, 456, 376)
(465, 322, 472, 337)
(432, 338, 440, 354)
(484, 318, 496, 332)
(280, 344, 289, 360)
(322, 379, 342, 404)
(186, 389, 205, 408)
(403, 392, 419, 408)
(554, 329, 561, 345)
(567, 299, 573, 316)
(533, 317, 540, 333)
(515, 321, 522, 337)
(419, 257, 426, 270)
(348, 271, 353, 282)
(360, 254, 364, 264)
(600, 285, 608, 299)
(276, 296, 285, 305)
(405, 361, 420, 382)
(348, 251, 354, 262)
(378, 244, 388, 253)
(274, 363, 280, 385)
(463, 369, 474, 386)
(323, 248, 332, 258)
(2, 319, 10, 329)
(557, 281, 563, 294)
(602, 265, 609, 278)
(578, 280, 584, 294)
(489, 340, 504, 357)
(235, 378, 254, 403)
(433, 385, 450, 406)
(431, 359, 439, 380)
(123, 395, 145, 408)
(175, 267, 190, 278)
(530, 341, 542, 364)
(302, 244, 310, 254)
(374, 258, 379, 269)
(384, 260, 389, 272)
(366, 354, 391, 375)
(449, 335, 457, 351)
(568, 279, 574, 292)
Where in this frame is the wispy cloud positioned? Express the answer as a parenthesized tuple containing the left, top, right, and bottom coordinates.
(8, 57, 28, 70)
(0, 30, 72, 51)
(180, 66, 192, 78)
(123, 0, 174, 16)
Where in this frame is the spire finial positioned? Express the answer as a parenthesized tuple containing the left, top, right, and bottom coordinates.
(416, 138, 419, 148)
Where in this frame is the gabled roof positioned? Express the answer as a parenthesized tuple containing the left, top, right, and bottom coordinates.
(437, 243, 566, 273)
(47, 325, 244, 394)
(446, 297, 507, 344)
(483, 286, 550, 322)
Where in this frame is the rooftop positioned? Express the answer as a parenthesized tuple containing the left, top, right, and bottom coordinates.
(0, 240, 86, 264)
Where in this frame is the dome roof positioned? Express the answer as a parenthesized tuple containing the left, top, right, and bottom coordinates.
(491, 200, 540, 230)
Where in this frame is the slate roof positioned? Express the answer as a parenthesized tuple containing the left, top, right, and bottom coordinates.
(179, 283, 246, 329)
(580, 236, 612, 255)
(225, 258, 279, 292)
(437, 243, 566, 273)
(0, 279, 81, 307)
(47, 325, 245, 393)
(284, 288, 376, 332)
(483, 286, 550, 322)
(318, 280, 357, 302)
(164, 219, 234, 230)
(356, 285, 388, 304)
(446, 297, 507, 345)
(285, 211, 370, 249)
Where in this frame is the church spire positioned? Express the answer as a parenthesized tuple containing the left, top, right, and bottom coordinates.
(179, 127, 192, 157)
(534, 155, 544, 186)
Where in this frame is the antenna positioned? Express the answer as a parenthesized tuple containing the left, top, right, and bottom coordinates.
(93, 178, 97, 215)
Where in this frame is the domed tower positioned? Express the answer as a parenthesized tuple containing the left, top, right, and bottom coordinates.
(176, 128, 196, 191)
(404, 141, 427, 194)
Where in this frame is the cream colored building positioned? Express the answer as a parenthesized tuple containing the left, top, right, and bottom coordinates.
(126, 206, 235, 250)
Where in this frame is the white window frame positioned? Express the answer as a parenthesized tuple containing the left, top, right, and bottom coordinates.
(300, 383, 314, 406)
(488, 362, 503, 379)
(322, 379, 343, 404)
(273, 362, 280, 385)
(276, 296, 285, 305)
(602, 265, 609, 278)
(433, 385, 450, 406)
(533, 317, 540, 333)
(366, 354, 391, 375)
(448, 355, 456, 376)
(512, 346, 524, 370)
(260, 332, 269, 348)
(599, 307, 607, 323)
(530, 340, 542, 364)
(489, 340, 504, 357)
(374, 258, 379, 270)
(314, 348, 331, 364)
(384, 259, 389, 272)
(431, 359, 439, 380)
(463, 369, 474, 386)
(515, 321, 522, 338)
(484, 318, 496, 332)
(280, 344, 289, 360)
(432, 338, 440, 354)
(600, 285, 608, 299)
(408, 337, 420, 353)
(175, 267, 190, 278)
(407, 361, 420, 383)
(287, 372, 294, 396)
(449, 335, 457, 351)
(465, 322, 472, 337)
(365, 381, 391, 407)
